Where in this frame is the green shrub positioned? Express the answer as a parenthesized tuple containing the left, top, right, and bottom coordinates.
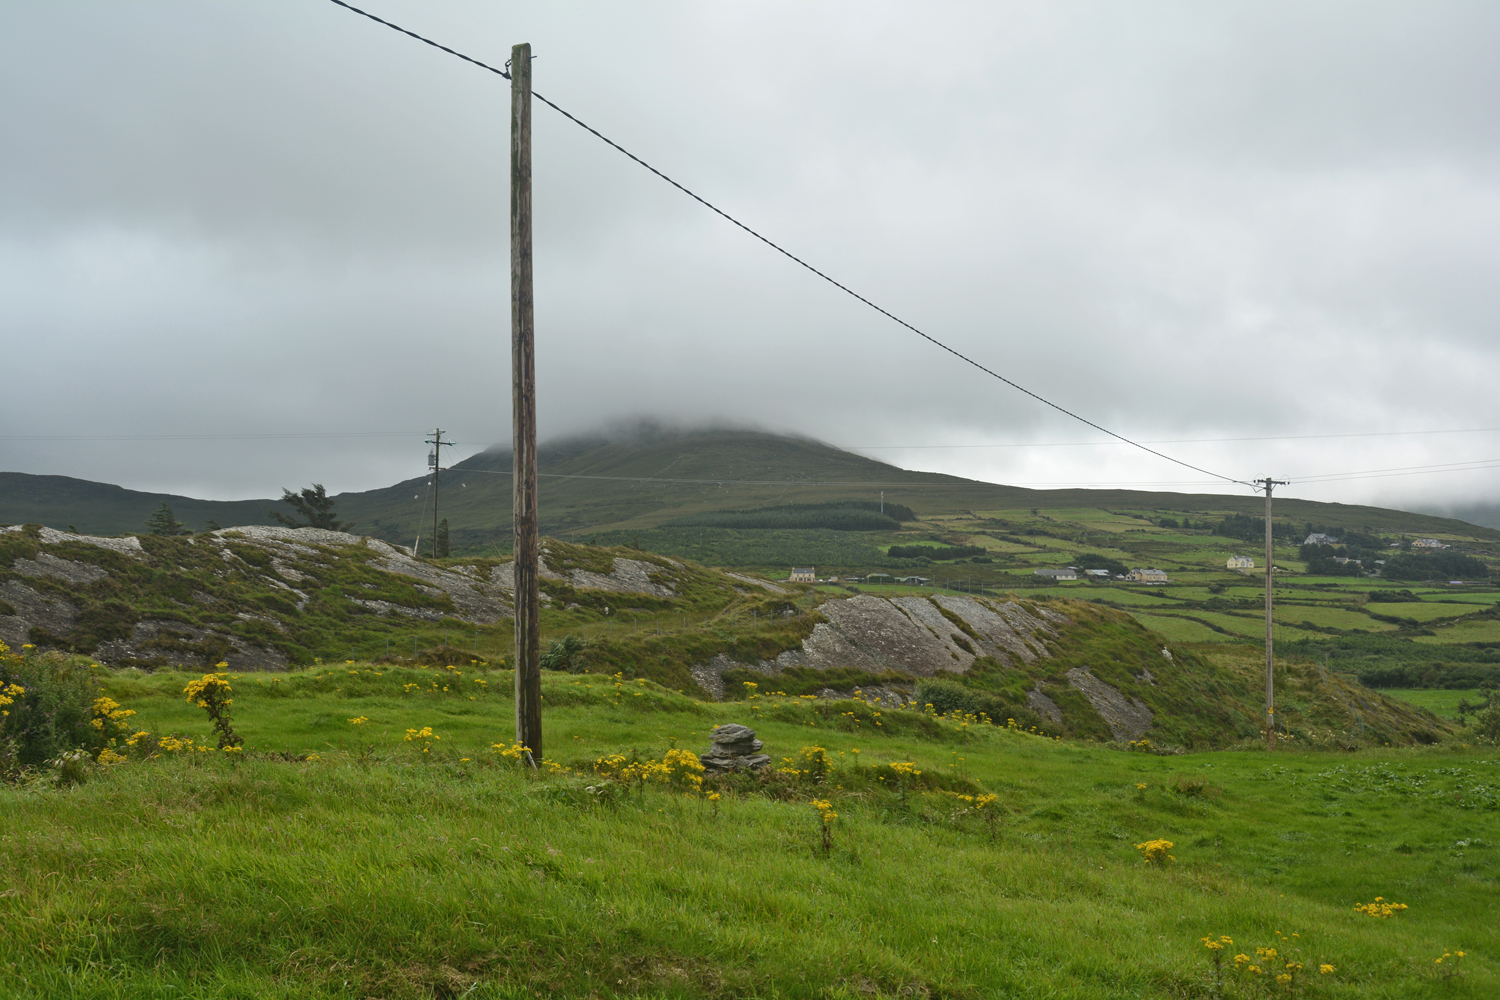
(914, 676, 1053, 733)
(1474, 704, 1500, 742)
(0, 646, 107, 774)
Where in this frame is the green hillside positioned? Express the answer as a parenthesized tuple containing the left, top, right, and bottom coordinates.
(7, 428, 1496, 553)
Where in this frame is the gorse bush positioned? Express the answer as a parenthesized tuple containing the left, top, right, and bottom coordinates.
(0, 643, 108, 774)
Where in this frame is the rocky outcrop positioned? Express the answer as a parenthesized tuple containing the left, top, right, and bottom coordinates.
(1026, 683, 1064, 725)
(1065, 667, 1153, 741)
(789, 593, 1063, 676)
(0, 580, 78, 651)
(690, 593, 1067, 698)
(362, 538, 514, 624)
(13, 552, 109, 585)
(94, 619, 289, 671)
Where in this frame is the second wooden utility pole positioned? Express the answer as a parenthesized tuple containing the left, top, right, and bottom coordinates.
(1257, 476, 1288, 750)
(426, 428, 454, 558)
(511, 43, 541, 764)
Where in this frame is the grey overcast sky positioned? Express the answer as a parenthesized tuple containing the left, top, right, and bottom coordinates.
(2, 1, 1498, 508)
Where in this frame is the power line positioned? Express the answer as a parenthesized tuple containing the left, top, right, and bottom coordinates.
(322, 0, 1249, 489)
(842, 426, 1500, 450)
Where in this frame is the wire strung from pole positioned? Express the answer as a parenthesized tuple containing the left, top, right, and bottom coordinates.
(323, 0, 1249, 489)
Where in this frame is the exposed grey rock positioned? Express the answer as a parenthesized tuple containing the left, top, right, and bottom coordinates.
(214, 525, 362, 547)
(37, 527, 143, 556)
(1065, 667, 1153, 741)
(92, 619, 288, 671)
(687, 593, 1067, 699)
(566, 557, 677, 598)
(13, 552, 109, 585)
(352, 598, 446, 622)
(364, 538, 514, 623)
(0, 580, 78, 650)
(689, 653, 779, 700)
(1136, 667, 1158, 685)
(725, 572, 787, 594)
(1026, 683, 1063, 724)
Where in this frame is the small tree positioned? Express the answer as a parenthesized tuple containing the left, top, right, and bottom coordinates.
(146, 503, 190, 536)
(436, 518, 451, 558)
(269, 484, 352, 531)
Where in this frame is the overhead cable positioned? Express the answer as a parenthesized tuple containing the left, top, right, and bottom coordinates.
(322, 0, 1250, 489)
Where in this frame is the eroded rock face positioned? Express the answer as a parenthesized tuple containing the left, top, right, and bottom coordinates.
(0, 580, 77, 650)
(1065, 667, 1153, 741)
(565, 557, 676, 598)
(690, 593, 1067, 696)
(1027, 683, 1064, 725)
(800, 593, 1064, 676)
(13, 553, 109, 585)
(94, 619, 289, 671)
(363, 539, 514, 624)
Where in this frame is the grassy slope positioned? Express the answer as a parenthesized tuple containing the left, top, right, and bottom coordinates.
(7, 428, 1496, 550)
(0, 667, 1494, 999)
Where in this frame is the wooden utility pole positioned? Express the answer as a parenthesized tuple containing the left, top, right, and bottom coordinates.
(1257, 477, 1288, 750)
(425, 428, 454, 558)
(511, 42, 541, 764)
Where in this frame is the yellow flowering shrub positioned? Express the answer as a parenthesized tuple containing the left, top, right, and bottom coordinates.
(776, 746, 831, 784)
(1134, 839, 1175, 864)
(183, 665, 242, 749)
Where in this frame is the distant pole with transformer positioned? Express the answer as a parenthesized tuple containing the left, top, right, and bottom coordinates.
(425, 428, 454, 559)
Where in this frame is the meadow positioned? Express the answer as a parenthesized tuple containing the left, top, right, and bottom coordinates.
(1, 663, 1494, 999)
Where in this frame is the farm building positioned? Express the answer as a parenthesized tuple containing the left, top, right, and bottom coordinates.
(1033, 567, 1078, 581)
(1412, 538, 1447, 549)
(1126, 568, 1169, 584)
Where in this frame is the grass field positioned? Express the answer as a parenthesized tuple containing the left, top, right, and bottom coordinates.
(1, 664, 1494, 999)
(1376, 689, 1487, 722)
(1415, 620, 1500, 645)
(1129, 614, 1233, 644)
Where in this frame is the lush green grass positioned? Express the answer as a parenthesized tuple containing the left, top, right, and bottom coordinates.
(1, 667, 1494, 999)
(1131, 613, 1233, 644)
(1376, 689, 1487, 722)
(1416, 620, 1500, 645)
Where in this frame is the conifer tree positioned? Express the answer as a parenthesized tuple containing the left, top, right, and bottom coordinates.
(269, 484, 352, 531)
(146, 503, 190, 536)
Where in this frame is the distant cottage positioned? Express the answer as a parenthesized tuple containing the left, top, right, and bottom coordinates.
(1033, 567, 1077, 581)
(1411, 538, 1446, 549)
(1304, 533, 1339, 546)
(1126, 568, 1169, 584)
(789, 567, 815, 583)
(1226, 555, 1255, 569)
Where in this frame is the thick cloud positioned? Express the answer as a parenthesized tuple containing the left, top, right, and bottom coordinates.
(2, 1, 1496, 507)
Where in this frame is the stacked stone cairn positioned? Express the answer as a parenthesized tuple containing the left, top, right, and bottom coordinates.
(699, 723, 770, 773)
